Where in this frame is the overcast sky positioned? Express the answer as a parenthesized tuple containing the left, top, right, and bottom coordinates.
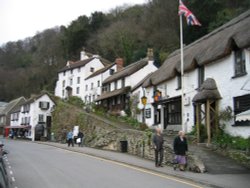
(0, 0, 146, 45)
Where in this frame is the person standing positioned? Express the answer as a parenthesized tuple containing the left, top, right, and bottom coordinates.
(77, 131, 84, 147)
(153, 127, 164, 167)
(67, 130, 74, 147)
(173, 131, 188, 171)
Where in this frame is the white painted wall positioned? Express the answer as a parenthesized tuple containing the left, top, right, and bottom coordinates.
(19, 94, 55, 141)
(54, 58, 106, 103)
(84, 64, 117, 103)
(142, 49, 250, 138)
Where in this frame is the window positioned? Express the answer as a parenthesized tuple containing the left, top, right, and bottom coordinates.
(62, 80, 65, 87)
(70, 78, 73, 86)
(91, 83, 94, 90)
(63, 71, 66, 76)
(234, 94, 250, 115)
(77, 77, 80, 84)
(78, 68, 81, 72)
(76, 87, 80, 94)
(121, 78, 125, 87)
(90, 67, 95, 72)
(62, 90, 65, 97)
(110, 69, 114, 75)
(198, 66, 205, 88)
(97, 80, 100, 87)
(38, 114, 44, 123)
(85, 85, 88, 91)
(70, 69, 73, 74)
(234, 94, 250, 126)
(166, 97, 181, 125)
(154, 108, 161, 124)
(23, 104, 30, 113)
(39, 101, 50, 110)
(114, 81, 117, 90)
(93, 95, 95, 101)
(176, 74, 181, 90)
(89, 96, 91, 102)
(234, 49, 246, 77)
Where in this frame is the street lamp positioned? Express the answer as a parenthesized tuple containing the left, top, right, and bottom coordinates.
(141, 96, 147, 123)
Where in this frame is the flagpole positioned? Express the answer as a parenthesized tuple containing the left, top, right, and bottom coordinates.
(180, 14, 185, 132)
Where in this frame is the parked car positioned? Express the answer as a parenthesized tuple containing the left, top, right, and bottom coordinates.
(0, 141, 9, 188)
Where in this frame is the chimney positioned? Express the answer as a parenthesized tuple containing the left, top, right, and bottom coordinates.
(147, 48, 154, 61)
(80, 50, 88, 60)
(115, 58, 124, 72)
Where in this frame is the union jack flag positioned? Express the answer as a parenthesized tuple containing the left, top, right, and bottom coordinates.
(178, 0, 201, 26)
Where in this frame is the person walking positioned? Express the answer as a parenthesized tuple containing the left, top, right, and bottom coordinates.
(153, 127, 164, 167)
(173, 130, 188, 171)
(67, 130, 74, 147)
(77, 131, 84, 147)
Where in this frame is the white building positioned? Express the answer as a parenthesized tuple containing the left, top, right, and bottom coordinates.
(54, 51, 112, 103)
(96, 49, 158, 114)
(141, 10, 250, 139)
(10, 93, 55, 141)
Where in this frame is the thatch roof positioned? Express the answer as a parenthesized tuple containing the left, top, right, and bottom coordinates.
(95, 86, 131, 102)
(143, 10, 250, 87)
(193, 78, 221, 103)
(85, 63, 115, 80)
(1, 97, 26, 115)
(102, 58, 148, 84)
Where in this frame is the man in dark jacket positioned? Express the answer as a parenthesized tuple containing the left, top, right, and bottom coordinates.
(77, 131, 84, 147)
(153, 128, 164, 167)
(173, 131, 188, 171)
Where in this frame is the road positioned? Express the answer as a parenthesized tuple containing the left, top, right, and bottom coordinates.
(3, 139, 205, 188)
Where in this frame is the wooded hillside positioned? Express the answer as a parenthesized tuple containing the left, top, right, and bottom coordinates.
(0, 0, 249, 101)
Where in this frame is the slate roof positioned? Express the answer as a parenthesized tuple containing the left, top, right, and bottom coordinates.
(103, 58, 148, 84)
(58, 56, 111, 73)
(85, 63, 116, 80)
(95, 86, 131, 101)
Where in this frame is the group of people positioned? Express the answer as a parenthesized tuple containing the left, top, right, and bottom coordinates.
(66, 127, 188, 171)
(66, 130, 84, 147)
(153, 128, 188, 171)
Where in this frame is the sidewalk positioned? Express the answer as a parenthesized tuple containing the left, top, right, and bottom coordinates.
(36, 141, 250, 188)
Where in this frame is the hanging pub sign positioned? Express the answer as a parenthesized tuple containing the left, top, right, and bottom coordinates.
(154, 90, 162, 102)
(141, 96, 147, 106)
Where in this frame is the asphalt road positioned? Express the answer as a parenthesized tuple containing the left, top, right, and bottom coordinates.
(3, 139, 205, 188)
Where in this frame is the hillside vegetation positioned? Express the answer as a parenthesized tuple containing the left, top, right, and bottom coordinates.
(0, 0, 249, 101)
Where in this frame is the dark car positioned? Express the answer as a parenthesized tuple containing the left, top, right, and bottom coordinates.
(0, 142, 9, 188)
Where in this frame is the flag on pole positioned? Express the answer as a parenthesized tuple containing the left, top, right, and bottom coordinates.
(178, 0, 201, 26)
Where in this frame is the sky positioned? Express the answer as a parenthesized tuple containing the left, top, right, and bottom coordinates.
(0, 0, 146, 45)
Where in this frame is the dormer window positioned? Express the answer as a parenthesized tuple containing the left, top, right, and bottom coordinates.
(198, 66, 204, 88)
(176, 74, 181, 90)
(39, 101, 50, 110)
(110, 69, 114, 75)
(90, 67, 95, 72)
(63, 71, 66, 76)
(234, 49, 246, 77)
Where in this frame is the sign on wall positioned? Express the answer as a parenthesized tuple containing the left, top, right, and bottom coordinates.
(145, 108, 151, 118)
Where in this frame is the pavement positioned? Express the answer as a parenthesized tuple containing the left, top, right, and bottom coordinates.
(36, 141, 250, 188)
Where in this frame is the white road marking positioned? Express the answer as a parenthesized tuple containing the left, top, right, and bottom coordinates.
(12, 177, 15, 182)
(8, 165, 11, 169)
(64, 149, 204, 188)
(10, 170, 13, 175)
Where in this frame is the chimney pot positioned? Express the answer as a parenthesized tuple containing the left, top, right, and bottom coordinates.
(115, 58, 124, 72)
(147, 48, 154, 60)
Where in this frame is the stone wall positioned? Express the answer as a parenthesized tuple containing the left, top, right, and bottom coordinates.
(80, 113, 205, 172)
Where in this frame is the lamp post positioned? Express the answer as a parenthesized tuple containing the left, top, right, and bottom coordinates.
(141, 96, 147, 123)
